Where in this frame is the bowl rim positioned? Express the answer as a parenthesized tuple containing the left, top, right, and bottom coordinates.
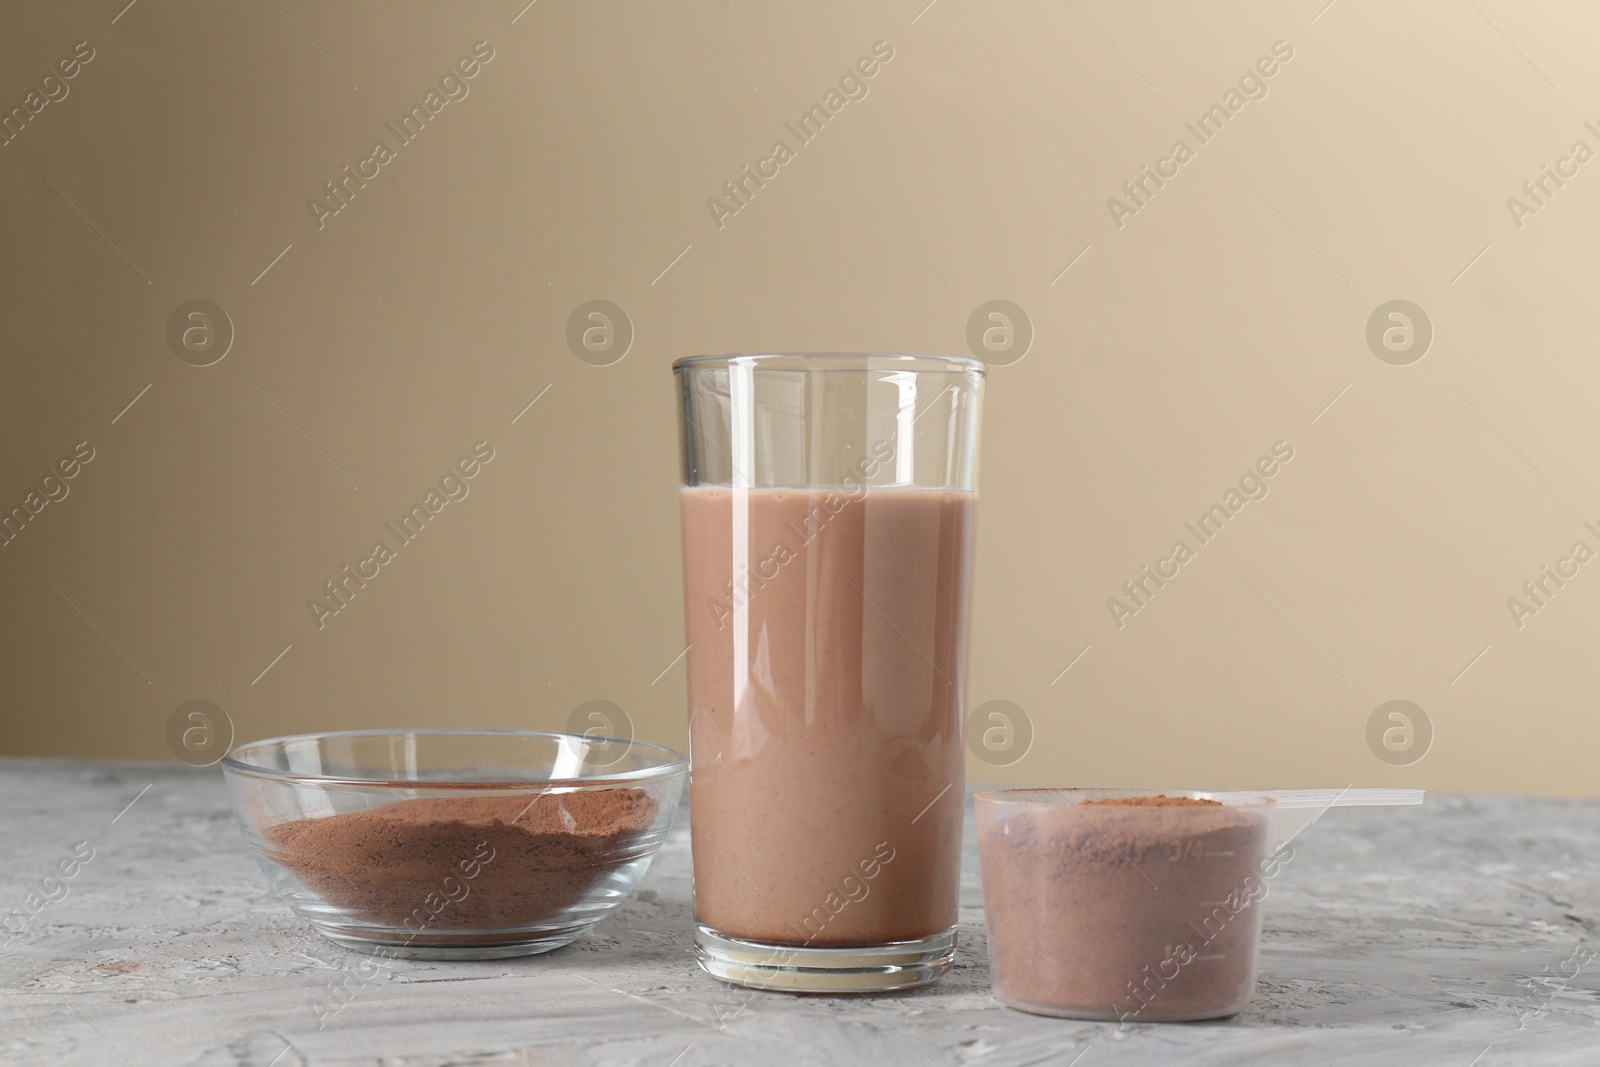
(220, 728, 688, 788)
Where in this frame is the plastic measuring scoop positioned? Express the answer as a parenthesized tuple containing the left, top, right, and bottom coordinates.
(1249, 788, 1424, 854)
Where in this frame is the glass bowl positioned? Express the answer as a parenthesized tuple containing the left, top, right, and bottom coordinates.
(222, 729, 687, 959)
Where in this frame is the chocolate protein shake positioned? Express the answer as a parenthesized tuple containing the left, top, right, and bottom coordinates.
(681, 485, 975, 948)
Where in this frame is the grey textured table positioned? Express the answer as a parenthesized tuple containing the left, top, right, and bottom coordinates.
(1, 761, 1595, 1067)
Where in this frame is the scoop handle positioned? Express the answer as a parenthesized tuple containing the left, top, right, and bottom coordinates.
(1251, 788, 1424, 808)
(1248, 788, 1425, 852)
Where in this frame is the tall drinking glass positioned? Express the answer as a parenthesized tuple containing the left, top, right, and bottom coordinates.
(673, 353, 985, 992)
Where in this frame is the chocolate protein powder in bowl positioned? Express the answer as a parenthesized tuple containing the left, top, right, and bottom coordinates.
(976, 788, 1277, 1022)
(263, 787, 659, 945)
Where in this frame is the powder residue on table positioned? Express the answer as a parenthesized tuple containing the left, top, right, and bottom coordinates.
(264, 788, 659, 931)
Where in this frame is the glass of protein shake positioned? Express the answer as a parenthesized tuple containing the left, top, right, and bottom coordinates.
(673, 353, 984, 992)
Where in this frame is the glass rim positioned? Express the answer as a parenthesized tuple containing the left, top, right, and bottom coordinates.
(220, 728, 688, 788)
(671, 352, 986, 375)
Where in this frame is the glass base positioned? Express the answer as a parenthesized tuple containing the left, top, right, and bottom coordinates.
(695, 924, 956, 993)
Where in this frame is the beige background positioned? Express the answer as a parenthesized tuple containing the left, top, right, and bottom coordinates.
(2, 0, 1595, 795)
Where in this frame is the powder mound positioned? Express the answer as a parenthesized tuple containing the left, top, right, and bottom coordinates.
(263, 788, 659, 934)
(999, 800, 1257, 867)
(1081, 795, 1222, 808)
